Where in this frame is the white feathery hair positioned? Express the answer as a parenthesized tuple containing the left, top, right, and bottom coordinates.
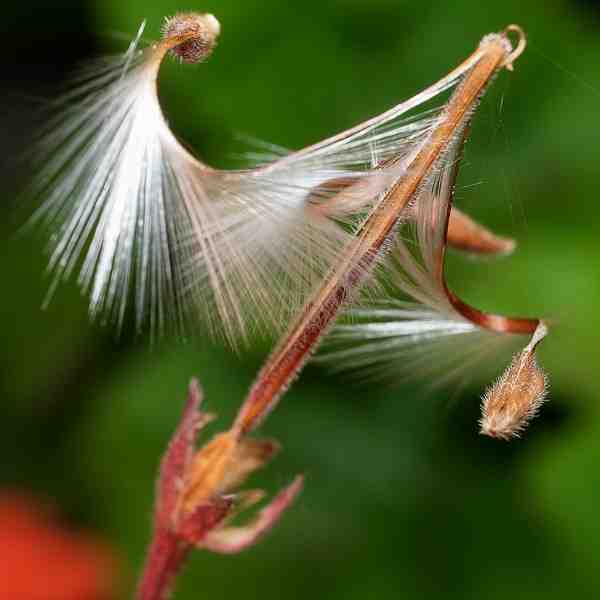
(28, 18, 488, 345)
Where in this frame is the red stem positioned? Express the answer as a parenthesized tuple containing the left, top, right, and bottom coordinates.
(136, 528, 190, 600)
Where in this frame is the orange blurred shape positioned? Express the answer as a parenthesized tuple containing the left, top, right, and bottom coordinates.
(0, 491, 118, 600)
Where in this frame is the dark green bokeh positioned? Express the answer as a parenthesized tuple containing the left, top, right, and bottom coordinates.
(2, 0, 600, 598)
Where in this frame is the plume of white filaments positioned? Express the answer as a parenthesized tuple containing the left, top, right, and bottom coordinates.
(29, 12, 508, 345)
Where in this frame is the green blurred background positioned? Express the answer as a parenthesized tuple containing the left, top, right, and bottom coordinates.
(2, 0, 600, 597)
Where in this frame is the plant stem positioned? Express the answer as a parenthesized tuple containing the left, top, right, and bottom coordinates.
(234, 31, 521, 435)
(136, 528, 190, 600)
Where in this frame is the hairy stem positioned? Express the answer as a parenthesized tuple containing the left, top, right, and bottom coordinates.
(234, 32, 520, 435)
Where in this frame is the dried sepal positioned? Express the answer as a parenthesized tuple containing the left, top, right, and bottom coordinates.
(180, 434, 279, 512)
(156, 379, 214, 529)
(480, 321, 549, 440)
(150, 379, 300, 550)
(200, 476, 304, 554)
(139, 379, 303, 599)
(218, 438, 280, 493)
(177, 497, 233, 544)
(181, 431, 239, 513)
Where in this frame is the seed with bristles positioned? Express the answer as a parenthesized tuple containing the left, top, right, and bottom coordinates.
(480, 322, 549, 440)
(162, 13, 221, 64)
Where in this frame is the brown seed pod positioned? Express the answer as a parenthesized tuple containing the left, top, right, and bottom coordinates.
(480, 322, 549, 440)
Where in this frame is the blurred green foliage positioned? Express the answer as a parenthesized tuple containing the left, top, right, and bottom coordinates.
(2, 0, 600, 598)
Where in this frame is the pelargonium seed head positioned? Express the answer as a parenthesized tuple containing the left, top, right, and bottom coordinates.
(162, 13, 221, 63)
